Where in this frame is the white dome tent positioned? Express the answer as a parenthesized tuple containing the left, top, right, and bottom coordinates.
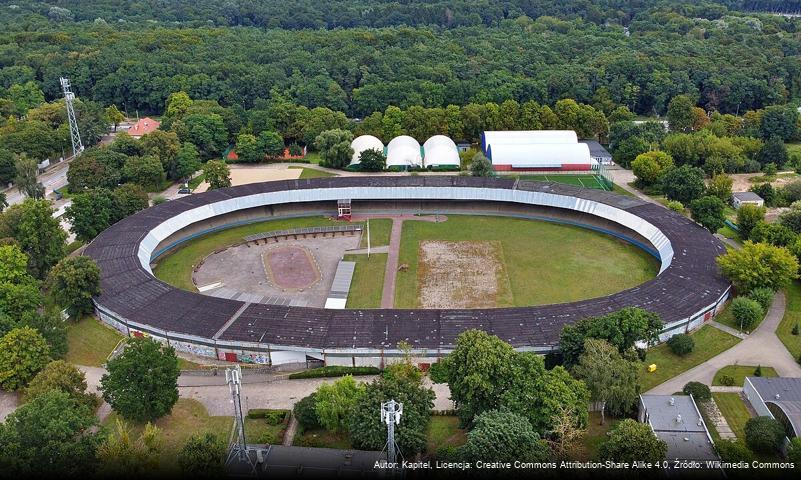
(422, 135, 460, 169)
(349, 135, 385, 166)
(386, 135, 422, 168)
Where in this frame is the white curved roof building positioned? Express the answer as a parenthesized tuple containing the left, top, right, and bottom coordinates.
(481, 130, 578, 152)
(422, 135, 460, 168)
(349, 135, 384, 165)
(386, 135, 422, 168)
(487, 143, 595, 171)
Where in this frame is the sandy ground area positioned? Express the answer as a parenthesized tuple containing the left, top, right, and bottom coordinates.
(418, 240, 511, 309)
(194, 235, 359, 307)
(263, 245, 321, 290)
(194, 165, 302, 193)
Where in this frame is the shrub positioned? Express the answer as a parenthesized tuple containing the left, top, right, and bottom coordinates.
(715, 440, 755, 463)
(247, 409, 289, 425)
(754, 365, 763, 377)
(719, 374, 735, 387)
(428, 361, 449, 384)
(744, 416, 785, 453)
(793, 323, 800, 336)
(666, 201, 684, 213)
(667, 334, 695, 356)
(682, 381, 711, 402)
(152, 195, 167, 205)
(292, 393, 320, 430)
(747, 288, 774, 312)
(731, 297, 764, 331)
(287, 366, 380, 379)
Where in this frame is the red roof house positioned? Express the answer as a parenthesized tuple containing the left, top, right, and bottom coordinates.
(128, 117, 161, 138)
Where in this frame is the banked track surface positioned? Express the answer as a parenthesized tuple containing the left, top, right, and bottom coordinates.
(85, 176, 730, 357)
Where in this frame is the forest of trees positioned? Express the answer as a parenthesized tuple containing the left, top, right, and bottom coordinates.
(0, 1, 799, 119)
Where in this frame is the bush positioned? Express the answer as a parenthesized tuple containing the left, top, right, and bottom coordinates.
(666, 201, 684, 213)
(731, 297, 764, 331)
(429, 361, 449, 384)
(754, 365, 763, 377)
(292, 393, 320, 429)
(747, 288, 774, 312)
(247, 409, 289, 425)
(715, 440, 755, 463)
(719, 374, 735, 387)
(744, 416, 785, 454)
(152, 195, 167, 205)
(682, 381, 711, 402)
(792, 323, 800, 336)
(287, 366, 380, 379)
(667, 334, 695, 356)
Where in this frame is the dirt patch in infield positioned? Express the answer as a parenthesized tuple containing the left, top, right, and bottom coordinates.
(417, 240, 513, 309)
(263, 245, 321, 291)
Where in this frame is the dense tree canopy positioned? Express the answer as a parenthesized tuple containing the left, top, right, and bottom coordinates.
(717, 241, 799, 292)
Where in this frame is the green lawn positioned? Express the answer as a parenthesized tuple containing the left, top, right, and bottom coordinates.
(778, 281, 801, 360)
(712, 393, 752, 440)
(394, 215, 659, 308)
(304, 152, 322, 165)
(359, 218, 393, 248)
(640, 325, 742, 391)
(102, 399, 283, 474)
(344, 253, 387, 308)
(65, 316, 124, 367)
(425, 416, 467, 456)
(153, 216, 350, 291)
(712, 365, 778, 386)
(288, 166, 337, 179)
(716, 225, 741, 243)
(188, 173, 205, 190)
(293, 428, 352, 449)
(571, 412, 622, 461)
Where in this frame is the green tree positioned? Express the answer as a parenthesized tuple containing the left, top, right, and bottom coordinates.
(787, 437, 801, 468)
(661, 165, 706, 204)
(123, 155, 166, 190)
(682, 381, 711, 402)
(0, 149, 15, 185)
(66, 148, 126, 192)
(0, 199, 66, 278)
(106, 104, 124, 132)
(731, 297, 764, 331)
(349, 362, 434, 454)
(140, 130, 181, 179)
(631, 150, 673, 186)
(599, 419, 667, 463)
(744, 416, 785, 454)
(14, 153, 44, 200)
(314, 375, 364, 432)
(20, 309, 68, 360)
(0, 243, 30, 284)
(293, 393, 320, 429)
(667, 333, 695, 356)
(667, 94, 697, 133)
(0, 390, 100, 477)
(572, 339, 639, 424)
(46, 256, 101, 317)
(358, 148, 386, 172)
(96, 419, 162, 477)
(23, 360, 97, 409)
(164, 91, 193, 120)
(613, 136, 650, 168)
(314, 129, 353, 169)
(202, 160, 231, 190)
(749, 221, 797, 247)
(706, 173, 733, 202)
(258, 130, 285, 159)
(717, 241, 799, 293)
(559, 307, 662, 367)
(173, 143, 201, 181)
(736, 204, 766, 240)
(172, 113, 228, 159)
(759, 105, 799, 141)
(235, 133, 261, 163)
(459, 410, 550, 464)
(0, 326, 51, 390)
(100, 337, 180, 422)
(690, 195, 726, 233)
(109, 132, 144, 157)
(112, 183, 150, 219)
(6, 81, 44, 117)
(65, 188, 115, 242)
(758, 136, 788, 167)
(178, 433, 226, 478)
(470, 152, 494, 177)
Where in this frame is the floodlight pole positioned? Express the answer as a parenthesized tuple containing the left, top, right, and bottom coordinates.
(381, 399, 403, 464)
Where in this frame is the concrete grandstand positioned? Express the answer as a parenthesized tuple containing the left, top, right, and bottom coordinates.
(84, 176, 730, 367)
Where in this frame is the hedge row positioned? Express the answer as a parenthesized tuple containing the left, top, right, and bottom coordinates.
(247, 409, 290, 425)
(288, 366, 380, 379)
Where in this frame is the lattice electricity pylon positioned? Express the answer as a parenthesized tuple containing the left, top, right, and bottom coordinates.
(381, 399, 403, 464)
(225, 365, 256, 474)
(59, 77, 83, 157)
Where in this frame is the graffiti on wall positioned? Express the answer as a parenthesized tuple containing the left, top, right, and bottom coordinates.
(171, 340, 215, 358)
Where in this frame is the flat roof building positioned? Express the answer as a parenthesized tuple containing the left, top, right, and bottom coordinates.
(639, 395, 719, 461)
(731, 191, 764, 209)
(580, 140, 614, 165)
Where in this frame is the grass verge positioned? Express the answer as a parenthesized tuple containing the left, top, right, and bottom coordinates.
(293, 428, 352, 449)
(344, 253, 387, 308)
(288, 166, 337, 178)
(359, 218, 393, 248)
(65, 316, 124, 367)
(426, 416, 467, 456)
(778, 281, 801, 360)
(712, 365, 778, 386)
(640, 325, 741, 391)
(571, 412, 622, 461)
(712, 392, 752, 440)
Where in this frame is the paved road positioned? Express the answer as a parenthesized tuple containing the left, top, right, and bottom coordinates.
(605, 166, 661, 205)
(647, 291, 801, 394)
